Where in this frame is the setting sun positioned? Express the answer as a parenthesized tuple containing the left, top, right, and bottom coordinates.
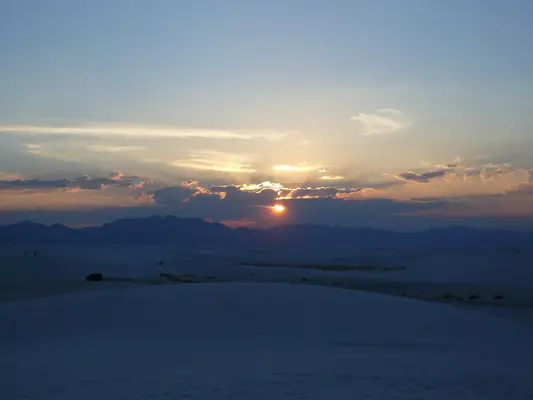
(272, 204, 285, 213)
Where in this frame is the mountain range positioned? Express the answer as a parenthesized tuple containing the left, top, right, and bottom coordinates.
(0, 216, 531, 251)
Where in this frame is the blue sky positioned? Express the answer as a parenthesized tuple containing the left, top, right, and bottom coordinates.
(1, 0, 532, 229)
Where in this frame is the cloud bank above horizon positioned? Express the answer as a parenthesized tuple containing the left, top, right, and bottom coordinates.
(0, 156, 532, 230)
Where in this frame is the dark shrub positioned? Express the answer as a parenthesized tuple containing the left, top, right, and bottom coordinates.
(86, 273, 104, 282)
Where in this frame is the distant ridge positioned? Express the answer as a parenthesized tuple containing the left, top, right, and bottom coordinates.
(0, 215, 531, 249)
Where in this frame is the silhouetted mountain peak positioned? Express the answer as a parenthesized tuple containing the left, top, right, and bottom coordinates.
(0, 216, 531, 248)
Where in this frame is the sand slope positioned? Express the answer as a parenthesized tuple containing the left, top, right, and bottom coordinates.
(2, 283, 533, 399)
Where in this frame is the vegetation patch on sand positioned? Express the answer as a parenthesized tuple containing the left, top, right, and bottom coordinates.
(159, 273, 203, 283)
(158, 273, 221, 283)
(240, 262, 405, 273)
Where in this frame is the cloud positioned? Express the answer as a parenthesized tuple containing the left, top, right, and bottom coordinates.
(142, 181, 370, 210)
(88, 144, 145, 153)
(479, 164, 515, 181)
(453, 164, 517, 182)
(210, 182, 367, 200)
(139, 180, 226, 205)
(24, 143, 42, 155)
(281, 187, 365, 199)
(144, 186, 195, 206)
(349, 109, 408, 136)
(139, 183, 279, 222)
(375, 108, 403, 115)
(0, 178, 71, 191)
(503, 171, 533, 196)
(393, 169, 450, 184)
(2, 158, 532, 228)
(5, 173, 533, 229)
(285, 187, 340, 199)
(392, 161, 519, 184)
(318, 175, 344, 180)
(209, 185, 278, 205)
(0, 123, 292, 141)
(272, 164, 322, 172)
(0, 172, 24, 180)
(0, 172, 150, 192)
(410, 193, 504, 205)
(18, 142, 80, 163)
(435, 156, 464, 169)
(238, 181, 284, 192)
(141, 181, 372, 220)
(171, 150, 257, 173)
(130, 179, 447, 227)
(513, 183, 533, 195)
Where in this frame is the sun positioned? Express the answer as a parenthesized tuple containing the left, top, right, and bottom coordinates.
(272, 204, 285, 213)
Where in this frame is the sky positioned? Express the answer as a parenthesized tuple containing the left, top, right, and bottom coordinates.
(1, 0, 532, 230)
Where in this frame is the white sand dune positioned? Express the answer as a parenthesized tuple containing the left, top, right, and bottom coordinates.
(2, 244, 533, 397)
(2, 282, 533, 399)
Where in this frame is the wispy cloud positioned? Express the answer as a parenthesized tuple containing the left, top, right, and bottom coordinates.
(280, 187, 364, 199)
(392, 160, 520, 185)
(88, 144, 145, 153)
(0, 123, 292, 141)
(318, 175, 345, 180)
(0, 172, 23, 180)
(503, 170, 533, 196)
(393, 169, 451, 184)
(272, 163, 321, 172)
(24, 143, 42, 155)
(479, 164, 516, 181)
(21, 142, 78, 162)
(172, 150, 257, 173)
(375, 108, 403, 116)
(349, 109, 408, 136)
